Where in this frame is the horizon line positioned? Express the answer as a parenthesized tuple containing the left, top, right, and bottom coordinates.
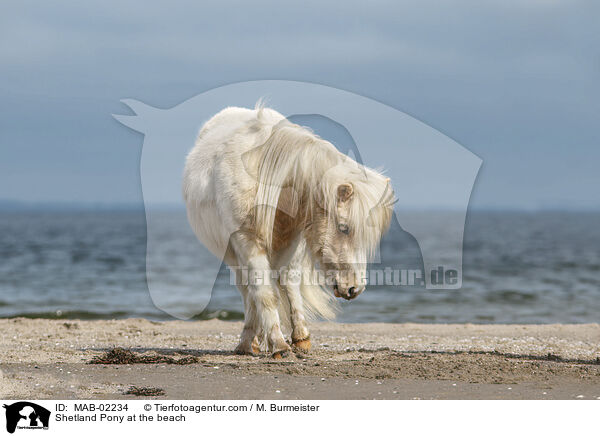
(1, 199, 600, 213)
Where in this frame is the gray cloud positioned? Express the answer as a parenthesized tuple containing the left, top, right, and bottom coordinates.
(1, 0, 598, 208)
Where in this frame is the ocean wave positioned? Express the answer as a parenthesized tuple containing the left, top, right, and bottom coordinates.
(0, 308, 245, 322)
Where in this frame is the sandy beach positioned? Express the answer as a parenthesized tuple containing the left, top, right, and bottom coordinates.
(1, 318, 599, 400)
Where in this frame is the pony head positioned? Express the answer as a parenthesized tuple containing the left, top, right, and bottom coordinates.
(251, 119, 395, 300)
(305, 159, 395, 300)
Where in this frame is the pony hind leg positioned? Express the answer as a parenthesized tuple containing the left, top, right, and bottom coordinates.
(232, 269, 260, 355)
(234, 291, 260, 355)
(235, 325, 260, 355)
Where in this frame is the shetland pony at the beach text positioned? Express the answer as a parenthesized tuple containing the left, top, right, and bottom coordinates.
(183, 105, 394, 357)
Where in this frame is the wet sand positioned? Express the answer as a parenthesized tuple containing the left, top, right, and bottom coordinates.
(1, 319, 599, 400)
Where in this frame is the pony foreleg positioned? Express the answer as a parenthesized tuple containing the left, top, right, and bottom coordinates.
(282, 281, 311, 353)
(252, 283, 290, 358)
(229, 233, 290, 358)
(247, 258, 291, 358)
(279, 237, 311, 352)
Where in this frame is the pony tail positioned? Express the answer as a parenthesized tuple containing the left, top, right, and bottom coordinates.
(253, 122, 297, 251)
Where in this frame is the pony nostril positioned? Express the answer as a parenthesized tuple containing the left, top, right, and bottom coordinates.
(348, 287, 356, 297)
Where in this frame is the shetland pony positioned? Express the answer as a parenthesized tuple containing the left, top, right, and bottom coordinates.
(183, 104, 394, 357)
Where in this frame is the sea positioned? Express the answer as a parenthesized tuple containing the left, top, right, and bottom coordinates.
(1, 210, 599, 324)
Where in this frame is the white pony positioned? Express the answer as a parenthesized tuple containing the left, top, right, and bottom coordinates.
(183, 104, 394, 357)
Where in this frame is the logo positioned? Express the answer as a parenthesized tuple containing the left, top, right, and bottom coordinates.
(113, 80, 481, 320)
(3, 402, 50, 434)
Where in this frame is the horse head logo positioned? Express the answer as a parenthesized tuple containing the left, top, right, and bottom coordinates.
(114, 80, 481, 319)
(3, 402, 50, 434)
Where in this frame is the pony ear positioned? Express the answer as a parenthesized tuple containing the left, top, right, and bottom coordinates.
(337, 183, 353, 202)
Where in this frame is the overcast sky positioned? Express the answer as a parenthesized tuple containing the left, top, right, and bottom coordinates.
(1, 0, 598, 209)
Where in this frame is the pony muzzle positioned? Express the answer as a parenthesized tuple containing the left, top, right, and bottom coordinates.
(333, 280, 364, 300)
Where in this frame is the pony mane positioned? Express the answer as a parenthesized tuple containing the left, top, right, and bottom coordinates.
(322, 158, 395, 259)
(249, 118, 394, 257)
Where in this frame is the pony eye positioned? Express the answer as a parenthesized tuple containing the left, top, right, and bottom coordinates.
(337, 223, 350, 235)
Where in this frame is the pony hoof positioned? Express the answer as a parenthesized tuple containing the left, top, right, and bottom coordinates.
(292, 338, 311, 353)
(234, 346, 257, 356)
(272, 349, 289, 359)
